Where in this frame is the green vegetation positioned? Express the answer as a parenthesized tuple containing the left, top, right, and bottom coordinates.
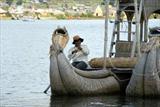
(56, 14, 66, 19)
(46, 0, 103, 6)
(2, 0, 103, 7)
(1, 0, 105, 20)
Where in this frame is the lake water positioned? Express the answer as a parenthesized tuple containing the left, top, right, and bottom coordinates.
(0, 19, 160, 107)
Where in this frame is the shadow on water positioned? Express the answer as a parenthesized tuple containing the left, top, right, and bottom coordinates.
(49, 95, 160, 107)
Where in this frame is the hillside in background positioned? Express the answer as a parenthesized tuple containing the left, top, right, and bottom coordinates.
(49, 0, 103, 5)
(47, 0, 103, 9)
(1, 0, 120, 20)
(1, 0, 103, 7)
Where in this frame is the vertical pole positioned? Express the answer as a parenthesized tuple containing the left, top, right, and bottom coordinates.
(135, 0, 141, 57)
(132, 0, 142, 58)
(138, 0, 143, 57)
(116, 0, 120, 41)
(140, 21, 143, 41)
(128, 21, 132, 41)
(131, 0, 138, 57)
(144, 19, 148, 42)
(117, 11, 120, 41)
(103, 0, 109, 69)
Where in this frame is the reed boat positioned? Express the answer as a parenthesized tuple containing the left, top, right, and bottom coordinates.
(126, 29, 160, 97)
(49, 0, 160, 97)
(118, 0, 160, 97)
(49, 27, 133, 96)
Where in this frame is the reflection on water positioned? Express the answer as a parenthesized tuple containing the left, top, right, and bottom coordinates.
(50, 96, 125, 107)
(50, 95, 160, 107)
(1, 20, 160, 107)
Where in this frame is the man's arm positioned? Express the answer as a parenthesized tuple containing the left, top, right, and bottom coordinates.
(81, 45, 89, 55)
(68, 47, 78, 59)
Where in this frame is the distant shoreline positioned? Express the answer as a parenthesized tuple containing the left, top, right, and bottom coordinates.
(0, 16, 160, 20)
(0, 16, 106, 20)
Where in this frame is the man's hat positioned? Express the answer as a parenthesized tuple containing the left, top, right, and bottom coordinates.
(72, 35, 84, 44)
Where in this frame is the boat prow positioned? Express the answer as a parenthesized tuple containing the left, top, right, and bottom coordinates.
(126, 36, 160, 97)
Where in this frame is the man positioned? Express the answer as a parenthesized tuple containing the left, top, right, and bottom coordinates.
(68, 35, 89, 70)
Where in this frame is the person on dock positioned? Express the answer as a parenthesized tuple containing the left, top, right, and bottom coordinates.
(68, 35, 89, 70)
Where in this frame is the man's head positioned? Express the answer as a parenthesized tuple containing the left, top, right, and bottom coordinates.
(72, 35, 83, 46)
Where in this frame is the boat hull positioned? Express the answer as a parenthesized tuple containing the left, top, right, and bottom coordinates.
(50, 51, 121, 95)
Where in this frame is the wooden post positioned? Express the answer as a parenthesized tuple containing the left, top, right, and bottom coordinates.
(140, 21, 143, 41)
(117, 11, 120, 41)
(144, 19, 148, 42)
(125, 11, 134, 42)
(137, 0, 143, 57)
(128, 21, 132, 41)
(136, 0, 141, 57)
(132, 0, 143, 58)
(103, 0, 109, 69)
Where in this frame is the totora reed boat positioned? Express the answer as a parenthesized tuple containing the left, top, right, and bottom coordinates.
(48, 0, 160, 97)
(49, 27, 132, 96)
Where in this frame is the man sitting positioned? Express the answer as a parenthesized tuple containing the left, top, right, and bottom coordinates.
(68, 35, 89, 70)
